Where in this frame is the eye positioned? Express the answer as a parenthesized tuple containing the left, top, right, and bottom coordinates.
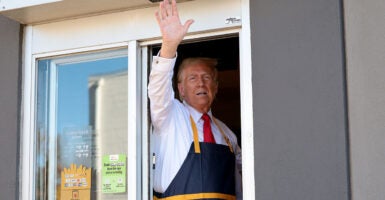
(188, 76, 196, 81)
(203, 75, 212, 81)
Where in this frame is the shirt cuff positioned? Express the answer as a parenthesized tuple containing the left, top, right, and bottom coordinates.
(152, 53, 177, 72)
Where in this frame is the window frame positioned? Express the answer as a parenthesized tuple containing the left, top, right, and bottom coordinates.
(21, 38, 144, 200)
(21, 0, 255, 198)
(140, 27, 255, 200)
(39, 48, 130, 199)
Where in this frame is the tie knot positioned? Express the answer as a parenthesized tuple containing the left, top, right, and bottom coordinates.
(202, 113, 210, 121)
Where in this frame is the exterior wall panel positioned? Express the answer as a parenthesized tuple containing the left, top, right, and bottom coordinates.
(249, 0, 349, 199)
(0, 15, 21, 200)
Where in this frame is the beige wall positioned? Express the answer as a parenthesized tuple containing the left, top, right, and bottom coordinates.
(344, 0, 385, 199)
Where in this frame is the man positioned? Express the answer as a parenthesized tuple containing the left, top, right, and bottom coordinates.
(148, 0, 242, 199)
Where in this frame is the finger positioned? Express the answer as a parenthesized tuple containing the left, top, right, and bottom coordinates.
(183, 19, 194, 33)
(171, 0, 177, 16)
(160, 2, 167, 20)
(165, 0, 172, 17)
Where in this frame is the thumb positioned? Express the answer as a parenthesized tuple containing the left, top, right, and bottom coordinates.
(183, 19, 194, 33)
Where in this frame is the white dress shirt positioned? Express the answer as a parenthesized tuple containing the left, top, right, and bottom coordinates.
(148, 55, 242, 199)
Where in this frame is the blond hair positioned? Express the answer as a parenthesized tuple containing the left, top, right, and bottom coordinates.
(177, 57, 218, 83)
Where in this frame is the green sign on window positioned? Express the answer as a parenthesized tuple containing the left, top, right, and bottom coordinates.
(102, 154, 127, 193)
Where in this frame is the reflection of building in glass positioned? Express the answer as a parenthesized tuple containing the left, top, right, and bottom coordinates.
(88, 70, 128, 199)
(58, 125, 94, 199)
(60, 127, 93, 167)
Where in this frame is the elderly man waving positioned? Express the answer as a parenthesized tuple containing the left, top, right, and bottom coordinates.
(148, 0, 242, 199)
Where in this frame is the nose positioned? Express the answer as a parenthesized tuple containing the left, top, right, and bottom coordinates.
(197, 77, 204, 86)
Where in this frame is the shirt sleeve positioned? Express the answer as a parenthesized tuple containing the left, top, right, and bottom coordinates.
(148, 55, 177, 131)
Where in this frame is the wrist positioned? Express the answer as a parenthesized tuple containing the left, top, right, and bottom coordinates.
(160, 45, 177, 58)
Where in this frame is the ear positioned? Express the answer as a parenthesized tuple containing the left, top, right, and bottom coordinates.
(178, 83, 185, 98)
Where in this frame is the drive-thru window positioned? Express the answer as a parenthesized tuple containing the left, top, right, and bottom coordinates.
(7, 0, 255, 199)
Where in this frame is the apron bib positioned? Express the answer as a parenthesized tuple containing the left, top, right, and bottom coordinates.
(154, 116, 236, 200)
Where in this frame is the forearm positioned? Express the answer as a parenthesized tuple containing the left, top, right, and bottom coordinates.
(151, 0, 193, 127)
(148, 55, 177, 129)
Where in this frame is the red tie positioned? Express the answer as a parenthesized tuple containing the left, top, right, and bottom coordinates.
(202, 113, 216, 143)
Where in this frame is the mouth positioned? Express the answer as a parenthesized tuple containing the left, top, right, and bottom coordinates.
(196, 91, 208, 96)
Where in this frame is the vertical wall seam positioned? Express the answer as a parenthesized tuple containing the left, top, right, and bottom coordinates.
(16, 23, 25, 200)
(339, 0, 352, 199)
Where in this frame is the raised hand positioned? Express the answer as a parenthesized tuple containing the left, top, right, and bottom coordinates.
(155, 0, 194, 58)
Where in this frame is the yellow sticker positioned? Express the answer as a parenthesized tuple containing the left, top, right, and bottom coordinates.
(61, 164, 91, 200)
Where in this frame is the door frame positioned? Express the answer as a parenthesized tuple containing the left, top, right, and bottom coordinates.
(140, 26, 255, 200)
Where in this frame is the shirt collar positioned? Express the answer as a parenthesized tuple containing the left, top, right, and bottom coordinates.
(183, 101, 213, 123)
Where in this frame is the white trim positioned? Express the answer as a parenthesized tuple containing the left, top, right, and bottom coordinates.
(141, 46, 150, 200)
(0, 0, 61, 11)
(47, 61, 58, 200)
(30, 0, 241, 54)
(46, 48, 127, 65)
(32, 42, 129, 60)
(127, 40, 141, 200)
(240, 0, 255, 199)
(21, 25, 35, 200)
(139, 28, 241, 46)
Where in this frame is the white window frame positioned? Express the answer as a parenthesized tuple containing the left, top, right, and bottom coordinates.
(139, 27, 255, 200)
(239, 0, 256, 199)
(21, 0, 255, 199)
(21, 34, 143, 199)
(47, 48, 131, 199)
(22, 34, 255, 200)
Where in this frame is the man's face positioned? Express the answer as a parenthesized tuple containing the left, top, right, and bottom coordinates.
(178, 63, 218, 113)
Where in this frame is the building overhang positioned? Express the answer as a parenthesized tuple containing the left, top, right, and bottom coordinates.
(0, 0, 192, 24)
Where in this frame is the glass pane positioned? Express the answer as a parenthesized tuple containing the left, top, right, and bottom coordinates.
(35, 49, 128, 200)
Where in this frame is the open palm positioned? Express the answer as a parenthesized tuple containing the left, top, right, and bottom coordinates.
(155, 0, 194, 58)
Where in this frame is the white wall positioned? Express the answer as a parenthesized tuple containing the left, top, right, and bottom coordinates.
(344, 0, 385, 199)
(29, 0, 241, 55)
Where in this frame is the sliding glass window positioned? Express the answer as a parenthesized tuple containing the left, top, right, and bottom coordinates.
(35, 49, 129, 200)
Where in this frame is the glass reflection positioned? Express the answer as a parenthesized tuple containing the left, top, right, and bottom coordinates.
(35, 50, 128, 200)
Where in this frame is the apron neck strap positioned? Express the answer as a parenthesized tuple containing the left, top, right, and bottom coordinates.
(213, 117, 234, 153)
(190, 115, 201, 153)
(189, 115, 234, 154)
